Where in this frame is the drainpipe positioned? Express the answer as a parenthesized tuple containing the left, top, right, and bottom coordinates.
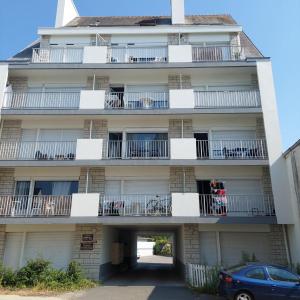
(179, 73, 183, 89)
(181, 119, 184, 138)
(89, 120, 93, 139)
(92, 74, 96, 90)
(85, 168, 90, 194)
(182, 167, 186, 193)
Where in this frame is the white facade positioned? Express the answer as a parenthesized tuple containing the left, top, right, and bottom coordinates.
(0, 0, 292, 281)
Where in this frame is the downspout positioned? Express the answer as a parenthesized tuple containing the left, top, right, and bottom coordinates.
(85, 168, 90, 194)
(182, 167, 186, 193)
(282, 224, 292, 265)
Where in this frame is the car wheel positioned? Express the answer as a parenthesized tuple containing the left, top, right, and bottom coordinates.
(234, 291, 253, 300)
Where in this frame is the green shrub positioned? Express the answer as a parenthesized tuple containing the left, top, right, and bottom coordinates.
(67, 261, 83, 282)
(1, 267, 17, 287)
(240, 251, 258, 264)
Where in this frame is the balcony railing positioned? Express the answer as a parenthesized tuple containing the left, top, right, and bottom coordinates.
(107, 140, 169, 159)
(3, 92, 81, 109)
(105, 92, 169, 109)
(199, 194, 275, 217)
(194, 90, 261, 108)
(32, 47, 83, 63)
(196, 140, 268, 160)
(0, 141, 76, 161)
(108, 46, 168, 63)
(192, 45, 245, 62)
(99, 194, 171, 216)
(0, 195, 72, 217)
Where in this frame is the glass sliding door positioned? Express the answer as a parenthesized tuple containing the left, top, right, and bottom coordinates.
(14, 181, 31, 216)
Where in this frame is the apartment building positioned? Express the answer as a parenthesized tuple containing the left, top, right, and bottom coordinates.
(0, 0, 294, 281)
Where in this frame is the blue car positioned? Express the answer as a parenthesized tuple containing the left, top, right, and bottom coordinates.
(218, 263, 300, 300)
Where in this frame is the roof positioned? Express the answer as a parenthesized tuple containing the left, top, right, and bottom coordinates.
(284, 139, 300, 157)
(65, 15, 237, 27)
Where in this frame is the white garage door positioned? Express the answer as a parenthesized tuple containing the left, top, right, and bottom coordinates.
(199, 232, 218, 265)
(3, 232, 74, 270)
(220, 232, 271, 267)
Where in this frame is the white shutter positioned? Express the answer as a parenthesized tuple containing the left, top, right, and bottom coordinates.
(3, 233, 24, 270)
(211, 130, 256, 141)
(199, 232, 218, 265)
(224, 179, 263, 195)
(21, 129, 37, 142)
(220, 232, 271, 267)
(126, 85, 168, 92)
(23, 232, 74, 269)
(105, 180, 122, 195)
(124, 180, 169, 195)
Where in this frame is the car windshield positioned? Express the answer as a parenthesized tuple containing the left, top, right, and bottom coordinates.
(225, 264, 247, 274)
(267, 267, 299, 283)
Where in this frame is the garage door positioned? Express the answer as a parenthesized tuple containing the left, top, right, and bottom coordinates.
(199, 232, 218, 265)
(3, 232, 74, 270)
(220, 232, 271, 267)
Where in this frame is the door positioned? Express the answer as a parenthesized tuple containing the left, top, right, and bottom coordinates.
(14, 181, 31, 216)
(194, 133, 209, 158)
(108, 132, 123, 158)
(108, 86, 124, 108)
(197, 180, 211, 214)
(266, 266, 300, 299)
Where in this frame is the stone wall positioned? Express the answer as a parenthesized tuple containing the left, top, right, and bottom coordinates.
(170, 167, 197, 193)
(0, 225, 6, 262)
(169, 119, 193, 139)
(183, 224, 200, 264)
(270, 225, 288, 265)
(256, 117, 266, 139)
(1, 120, 22, 140)
(78, 167, 105, 194)
(168, 74, 192, 89)
(0, 169, 15, 195)
(86, 76, 110, 91)
(72, 224, 103, 280)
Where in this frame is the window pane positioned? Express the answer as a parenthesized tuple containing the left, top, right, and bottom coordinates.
(34, 181, 78, 195)
(246, 268, 266, 280)
(15, 181, 30, 196)
(127, 133, 167, 141)
(267, 267, 299, 282)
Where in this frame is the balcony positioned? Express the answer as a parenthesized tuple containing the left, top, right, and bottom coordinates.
(0, 141, 76, 161)
(32, 47, 84, 63)
(196, 140, 268, 160)
(107, 140, 169, 159)
(3, 91, 81, 110)
(108, 46, 168, 63)
(194, 90, 261, 108)
(105, 92, 169, 109)
(0, 195, 72, 217)
(199, 194, 275, 217)
(99, 194, 172, 216)
(192, 45, 245, 62)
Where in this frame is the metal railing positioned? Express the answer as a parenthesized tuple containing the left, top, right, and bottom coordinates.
(199, 194, 275, 217)
(192, 45, 245, 62)
(0, 195, 72, 217)
(0, 141, 77, 161)
(105, 92, 169, 109)
(3, 92, 81, 109)
(108, 46, 168, 63)
(107, 140, 169, 159)
(32, 47, 83, 63)
(196, 140, 268, 160)
(99, 194, 171, 216)
(194, 90, 261, 108)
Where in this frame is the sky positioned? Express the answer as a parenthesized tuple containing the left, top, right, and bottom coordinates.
(0, 0, 299, 150)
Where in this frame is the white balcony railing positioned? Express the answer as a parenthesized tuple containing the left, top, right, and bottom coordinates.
(194, 90, 261, 108)
(105, 92, 169, 109)
(0, 141, 76, 161)
(0, 195, 72, 217)
(32, 48, 83, 63)
(192, 45, 245, 62)
(3, 92, 81, 109)
(107, 140, 169, 159)
(99, 194, 172, 216)
(108, 46, 168, 63)
(199, 194, 275, 217)
(196, 140, 268, 160)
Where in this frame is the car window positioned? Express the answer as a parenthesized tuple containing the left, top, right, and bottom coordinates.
(267, 267, 299, 283)
(246, 268, 266, 280)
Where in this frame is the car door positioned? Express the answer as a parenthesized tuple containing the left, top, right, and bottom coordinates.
(266, 267, 300, 299)
(241, 267, 275, 300)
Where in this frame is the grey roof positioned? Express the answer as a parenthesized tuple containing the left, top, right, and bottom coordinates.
(284, 139, 300, 157)
(65, 15, 237, 27)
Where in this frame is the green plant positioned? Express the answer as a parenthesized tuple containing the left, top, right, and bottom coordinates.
(241, 251, 258, 264)
(193, 266, 221, 295)
(1, 267, 17, 287)
(67, 261, 83, 282)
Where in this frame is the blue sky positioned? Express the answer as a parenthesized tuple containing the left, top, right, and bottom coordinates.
(0, 0, 299, 150)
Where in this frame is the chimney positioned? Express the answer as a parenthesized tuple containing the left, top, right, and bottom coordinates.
(171, 0, 185, 25)
(55, 0, 79, 28)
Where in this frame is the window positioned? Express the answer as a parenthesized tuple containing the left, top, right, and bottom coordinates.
(34, 181, 78, 196)
(267, 267, 299, 283)
(246, 268, 266, 280)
